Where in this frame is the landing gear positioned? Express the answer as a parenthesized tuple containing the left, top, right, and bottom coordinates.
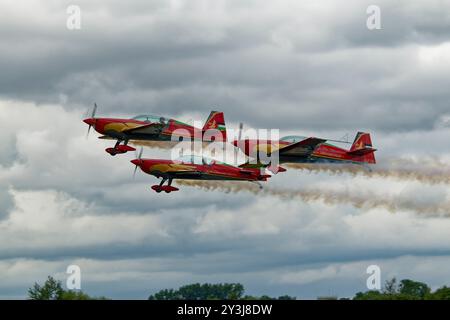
(151, 178, 179, 193)
(151, 179, 166, 193)
(105, 140, 136, 156)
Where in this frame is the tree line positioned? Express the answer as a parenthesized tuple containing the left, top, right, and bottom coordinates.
(27, 276, 450, 300)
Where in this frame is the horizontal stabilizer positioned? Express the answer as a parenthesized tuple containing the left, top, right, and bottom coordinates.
(347, 147, 377, 156)
(267, 165, 286, 174)
(238, 162, 286, 174)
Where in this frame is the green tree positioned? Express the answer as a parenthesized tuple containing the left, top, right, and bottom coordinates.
(354, 290, 386, 300)
(354, 278, 437, 300)
(354, 277, 398, 300)
(28, 276, 64, 300)
(399, 279, 430, 299)
(149, 283, 263, 300)
(60, 290, 95, 300)
(383, 277, 398, 295)
(426, 286, 450, 300)
(277, 295, 296, 300)
(149, 288, 180, 300)
(28, 276, 108, 300)
(149, 283, 297, 300)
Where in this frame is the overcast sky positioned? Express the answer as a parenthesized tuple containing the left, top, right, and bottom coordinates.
(1, 0, 450, 299)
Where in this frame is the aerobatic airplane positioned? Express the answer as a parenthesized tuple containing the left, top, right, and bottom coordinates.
(130, 150, 274, 193)
(233, 131, 376, 166)
(83, 104, 227, 156)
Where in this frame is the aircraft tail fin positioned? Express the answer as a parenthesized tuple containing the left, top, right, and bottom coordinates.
(347, 132, 376, 164)
(202, 111, 227, 141)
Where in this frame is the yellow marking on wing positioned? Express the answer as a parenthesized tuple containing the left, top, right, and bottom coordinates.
(254, 143, 282, 154)
(104, 122, 142, 133)
(150, 164, 196, 173)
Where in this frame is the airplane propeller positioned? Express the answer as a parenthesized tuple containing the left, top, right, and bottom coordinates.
(133, 147, 144, 178)
(86, 103, 98, 138)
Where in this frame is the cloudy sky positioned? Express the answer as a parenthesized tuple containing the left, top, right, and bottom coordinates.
(1, 0, 450, 299)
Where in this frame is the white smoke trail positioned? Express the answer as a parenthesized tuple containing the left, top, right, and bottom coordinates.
(130, 140, 177, 150)
(176, 180, 450, 217)
(286, 158, 450, 185)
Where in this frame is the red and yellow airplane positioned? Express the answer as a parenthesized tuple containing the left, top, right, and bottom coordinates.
(233, 132, 376, 166)
(131, 151, 273, 193)
(83, 104, 227, 156)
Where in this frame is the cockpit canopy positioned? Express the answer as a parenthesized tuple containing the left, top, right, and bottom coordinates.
(280, 135, 307, 143)
(177, 155, 218, 165)
(132, 115, 167, 124)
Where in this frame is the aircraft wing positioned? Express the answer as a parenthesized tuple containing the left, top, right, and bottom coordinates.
(98, 135, 115, 140)
(169, 169, 202, 175)
(122, 123, 165, 135)
(166, 171, 205, 179)
(276, 137, 326, 157)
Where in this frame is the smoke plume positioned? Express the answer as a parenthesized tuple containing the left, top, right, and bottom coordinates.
(176, 180, 450, 217)
(286, 158, 450, 185)
(130, 140, 177, 150)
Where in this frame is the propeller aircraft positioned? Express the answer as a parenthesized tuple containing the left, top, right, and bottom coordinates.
(131, 150, 274, 193)
(233, 130, 376, 166)
(83, 104, 227, 156)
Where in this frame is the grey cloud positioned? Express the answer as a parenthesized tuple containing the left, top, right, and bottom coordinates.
(1, 1, 450, 131)
(2, 0, 450, 299)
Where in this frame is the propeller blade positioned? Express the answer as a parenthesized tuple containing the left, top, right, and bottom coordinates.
(92, 103, 98, 119)
(85, 103, 98, 139)
(132, 148, 143, 178)
(86, 125, 92, 139)
(238, 122, 243, 141)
